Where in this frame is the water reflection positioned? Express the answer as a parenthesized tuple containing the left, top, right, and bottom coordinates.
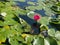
(19, 15, 35, 25)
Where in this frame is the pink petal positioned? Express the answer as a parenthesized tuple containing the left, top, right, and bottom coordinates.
(34, 14, 41, 21)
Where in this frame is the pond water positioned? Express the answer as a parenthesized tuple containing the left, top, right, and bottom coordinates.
(18, 0, 59, 31)
(15, 0, 46, 17)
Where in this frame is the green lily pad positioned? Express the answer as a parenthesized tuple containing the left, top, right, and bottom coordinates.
(48, 28, 55, 37)
(55, 31, 60, 41)
(44, 39, 50, 45)
(46, 36, 57, 45)
(0, 21, 4, 26)
(33, 37, 44, 45)
(9, 38, 19, 45)
(19, 0, 25, 2)
(40, 16, 49, 25)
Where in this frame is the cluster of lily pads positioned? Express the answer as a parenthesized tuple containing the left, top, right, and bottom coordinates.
(0, 0, 60, 45)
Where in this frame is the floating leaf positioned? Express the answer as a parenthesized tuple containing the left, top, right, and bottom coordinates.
(55, 31, 60, 41)
(33, 37, 44, 45)
(48, 28, 55, 37)
(44, 39, 50, 45)
(27, 2, 35, 5)
(46, 36, 57, 45)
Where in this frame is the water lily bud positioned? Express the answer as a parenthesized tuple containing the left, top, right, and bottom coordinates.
(34, 14, 41, 21)
(1, 12, 7, 17)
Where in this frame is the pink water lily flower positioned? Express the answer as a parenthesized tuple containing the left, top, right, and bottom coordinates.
(34, 14, 41, 21)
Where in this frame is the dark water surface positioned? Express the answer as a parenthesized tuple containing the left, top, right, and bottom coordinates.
(15, 0, 58, 31)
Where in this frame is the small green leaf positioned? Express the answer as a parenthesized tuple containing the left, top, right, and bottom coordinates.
(55, 31, 60, 41)
(19, 0, 26, 2)
(0, 21, 4, 26)
(9, 38, 19, 45)
(44, 39, 50, 45)
(40, 16, 49, 25)
(46, 36, 57, 45)
(27, 2, 35, 5)
(33, 37, 44, 45)
(48, 28, 55, 37)
(25, 35, 34, 44)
